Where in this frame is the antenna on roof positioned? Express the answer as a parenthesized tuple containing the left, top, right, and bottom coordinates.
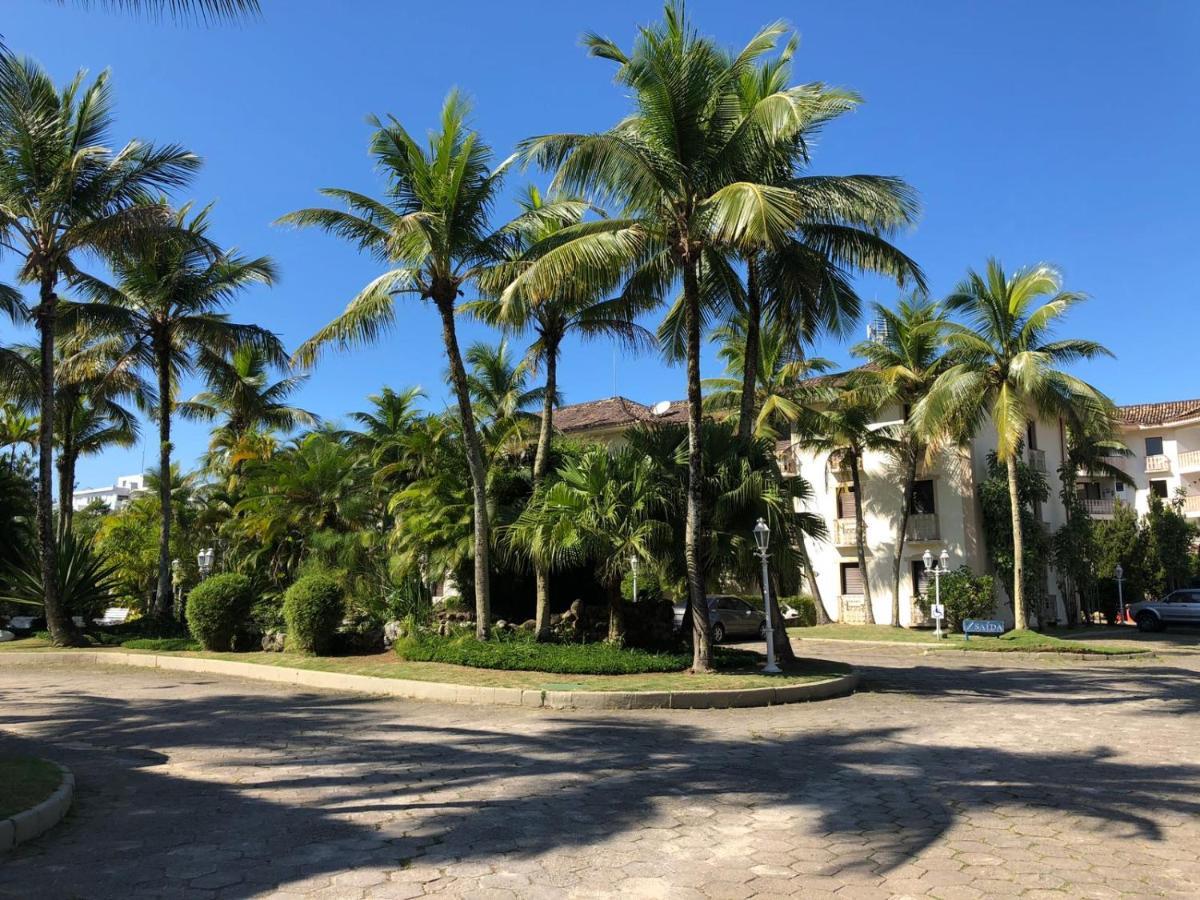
(652, 400, 671, 416)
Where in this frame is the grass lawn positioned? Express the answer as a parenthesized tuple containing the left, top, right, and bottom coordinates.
(789, 624, 1147, 656)
(0, 757, 62, 819)
(0, 638, 850, 691)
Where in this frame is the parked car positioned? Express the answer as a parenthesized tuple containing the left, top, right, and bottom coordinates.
(1128, 590, 1200, 632)
(672, 595, 766, 643)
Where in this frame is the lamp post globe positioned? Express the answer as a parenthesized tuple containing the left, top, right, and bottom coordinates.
(753, 517, 770, 553)
(751, 518, 780, 673)
(629, 555, 639, 603)
(939, 548, 950, 570)
(922, 549, 933, 571)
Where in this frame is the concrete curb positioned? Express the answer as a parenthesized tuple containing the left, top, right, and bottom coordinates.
(0, 651, 858, 710)
(0, 760, 73, 854)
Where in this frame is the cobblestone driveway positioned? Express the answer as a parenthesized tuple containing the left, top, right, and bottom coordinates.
(2, 641, 1199, 899)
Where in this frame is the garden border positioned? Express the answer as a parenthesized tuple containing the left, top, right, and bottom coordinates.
(0, 651, 858, 710)
(0, 760, 73, 854)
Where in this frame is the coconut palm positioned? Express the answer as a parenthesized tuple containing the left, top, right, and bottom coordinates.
(72, 203, 279, 620)
(40, 1, 259, 20)
(913, 260, 1113, 630)
(509, 444, 669, 643)
(281, 90, 520, 640)
(851, 295, 951, 626)
(0, 55, 199, 644)
(800, 383, 895, 625)
(347, 385, 425, 491)
(472, 185, 655, 639)
(0, 403, 37, 469)
(463, 339, 544, 455)
(516, 6, 855, 670)
(704, 313, 832, 441)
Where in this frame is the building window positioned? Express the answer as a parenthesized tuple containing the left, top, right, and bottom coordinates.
(840, 563, 863, 596)
(1026, 422, 1038, 451)
(837, 486, 856, 519)
(1079, 482, 1102, 501)
(911, 561, 931, 598)
(909, 479, 936, 515)
(1145, 436, 1164, 457)
(1150, 479, 1169, 499)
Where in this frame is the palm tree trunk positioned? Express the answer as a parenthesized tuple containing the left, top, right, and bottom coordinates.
(799, 536, 830, 625)
(532, 341, 558, 641)
(436, 297, 491, 639)
(736, 255, 761, 447)
(682, 257, 713, 672)
(850, 450, 875, 625)
(892, 446, 918, 627)
(768, 572, 795, 663)
(606, 580, 625, 644)
(57, 443, 76, 536)
(35, 279, 76, 646)
(155, 350, 173, 622)
(1006, 454, 1027, 630)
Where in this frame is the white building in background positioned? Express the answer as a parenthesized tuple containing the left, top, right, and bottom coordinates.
(71, 473, 148, 512)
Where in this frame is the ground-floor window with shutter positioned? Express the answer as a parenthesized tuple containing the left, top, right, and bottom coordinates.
(911, 560, 931, 598)
(840, 562, 863, 596)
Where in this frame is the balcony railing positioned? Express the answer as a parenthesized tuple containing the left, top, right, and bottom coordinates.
(1178, 450, 1200, 473)
(905, 513, 940, 541)
(1183, 495, 1200, 517)
(1027, 448, 1046, 472)
(1081, 497, 1115, 517)
(834, 518, 859, 546)
(1146, 454, 1171, 474)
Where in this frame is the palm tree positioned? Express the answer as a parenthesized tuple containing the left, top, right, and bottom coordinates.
(509, 444, 668, 643)
(517, 6, 841, 671)
(472, 185, 654, 639)
(801, 384, 895, 625)
(704, 314, 832, 440)
(347, 385, 424, 491)
(281, 91, 519, 640)
(914, 260, 1113, 630)
(851, 295, 951, 626)
(74, 204, 279, 620)
(463, 339, 544, 455)
(0, 55, 199, 644)
(182, 344, 316, 473)
(0, 403, 37, 469)
(39, 1, 259, 20)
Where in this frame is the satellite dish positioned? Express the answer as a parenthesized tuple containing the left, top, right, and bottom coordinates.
(651, 400, 672, 416)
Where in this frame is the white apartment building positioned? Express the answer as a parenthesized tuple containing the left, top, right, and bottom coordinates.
(71, 473, 148, 512)
(1076, 398, 1200, 521)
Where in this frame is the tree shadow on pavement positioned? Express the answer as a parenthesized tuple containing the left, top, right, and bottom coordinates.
(0, 663, 1197, 898)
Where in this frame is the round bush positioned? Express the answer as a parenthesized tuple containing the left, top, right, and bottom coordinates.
(186, 573, 253, 651)
(282, 575, 344, 654)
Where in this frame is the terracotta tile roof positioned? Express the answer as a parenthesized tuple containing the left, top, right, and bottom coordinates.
(552, 396, 689, 434)
(1118, 399, 1200, 428)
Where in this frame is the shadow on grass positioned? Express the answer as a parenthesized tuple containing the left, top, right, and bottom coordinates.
(0, 658, 1197, 897)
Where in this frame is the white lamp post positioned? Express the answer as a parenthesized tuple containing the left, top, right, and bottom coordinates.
(753, 518, 781, 674)
(1114, 563, 1125, 625)
(629, 555, 639, 604)
(197, 547, 215, 579)
(923, 548, 951, 639)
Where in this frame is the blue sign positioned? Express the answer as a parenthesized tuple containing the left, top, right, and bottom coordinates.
(962, 619, 1005, 638)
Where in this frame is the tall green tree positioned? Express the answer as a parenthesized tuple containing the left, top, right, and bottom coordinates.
(851, 295, 951, 627)
(282, 91, 519, 640)
(914, 260, 1113, 629)
(0, 56, 199, 644)
(0, 402, 37, 469)
(74, 203, 278, 620)
(473, 185, 654, 638)
(463, 339, 544, 456)
(518, 6, 845, 670)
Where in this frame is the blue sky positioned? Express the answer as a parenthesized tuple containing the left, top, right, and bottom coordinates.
(4, 0, 1199, 490)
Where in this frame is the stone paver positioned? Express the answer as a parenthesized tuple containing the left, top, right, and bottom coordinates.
(1, 639, 1198, 898)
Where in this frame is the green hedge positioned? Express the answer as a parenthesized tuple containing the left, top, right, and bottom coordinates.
(282, 574, 344, 654)
(394, 631, 758, 675)
(121, 637, 200, 651)
(186, 573, 253, 651)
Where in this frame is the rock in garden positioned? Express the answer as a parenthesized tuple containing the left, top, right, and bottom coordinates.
(261, 629, 286, 652)
(383, 620, 404, 648)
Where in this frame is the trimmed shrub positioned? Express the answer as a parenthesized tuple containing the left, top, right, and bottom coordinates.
(393, 629, 760, 675)
(186, 573, 253, 651)
(282, 574, 344, 654)
(932, 566, 996, 630)
(121, 637, 200, 651)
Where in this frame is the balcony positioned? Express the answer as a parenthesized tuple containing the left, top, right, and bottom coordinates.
(1081, 497, 1115, 518)
(834, 518, 860, 546)
(905, 513, 940, 541)
(1178, 450, 1200, 474)
(1027, 448, 1046, 472)
(1146, 454, 1170, 474)
(1183, 495, 1200, 518)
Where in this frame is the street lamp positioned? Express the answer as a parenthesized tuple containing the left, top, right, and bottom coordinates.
(1115, 563, 1125, 625)
(923, 548, 951, 639)
(197, 547, 215, 579)
(629, 555, 639, 604)
(752, 518, 781, 674)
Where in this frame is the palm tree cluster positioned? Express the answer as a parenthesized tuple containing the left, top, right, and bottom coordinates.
(0, 3, 1120, 662)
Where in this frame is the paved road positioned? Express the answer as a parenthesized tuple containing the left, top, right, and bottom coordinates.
(2, 642, 1198, 899)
